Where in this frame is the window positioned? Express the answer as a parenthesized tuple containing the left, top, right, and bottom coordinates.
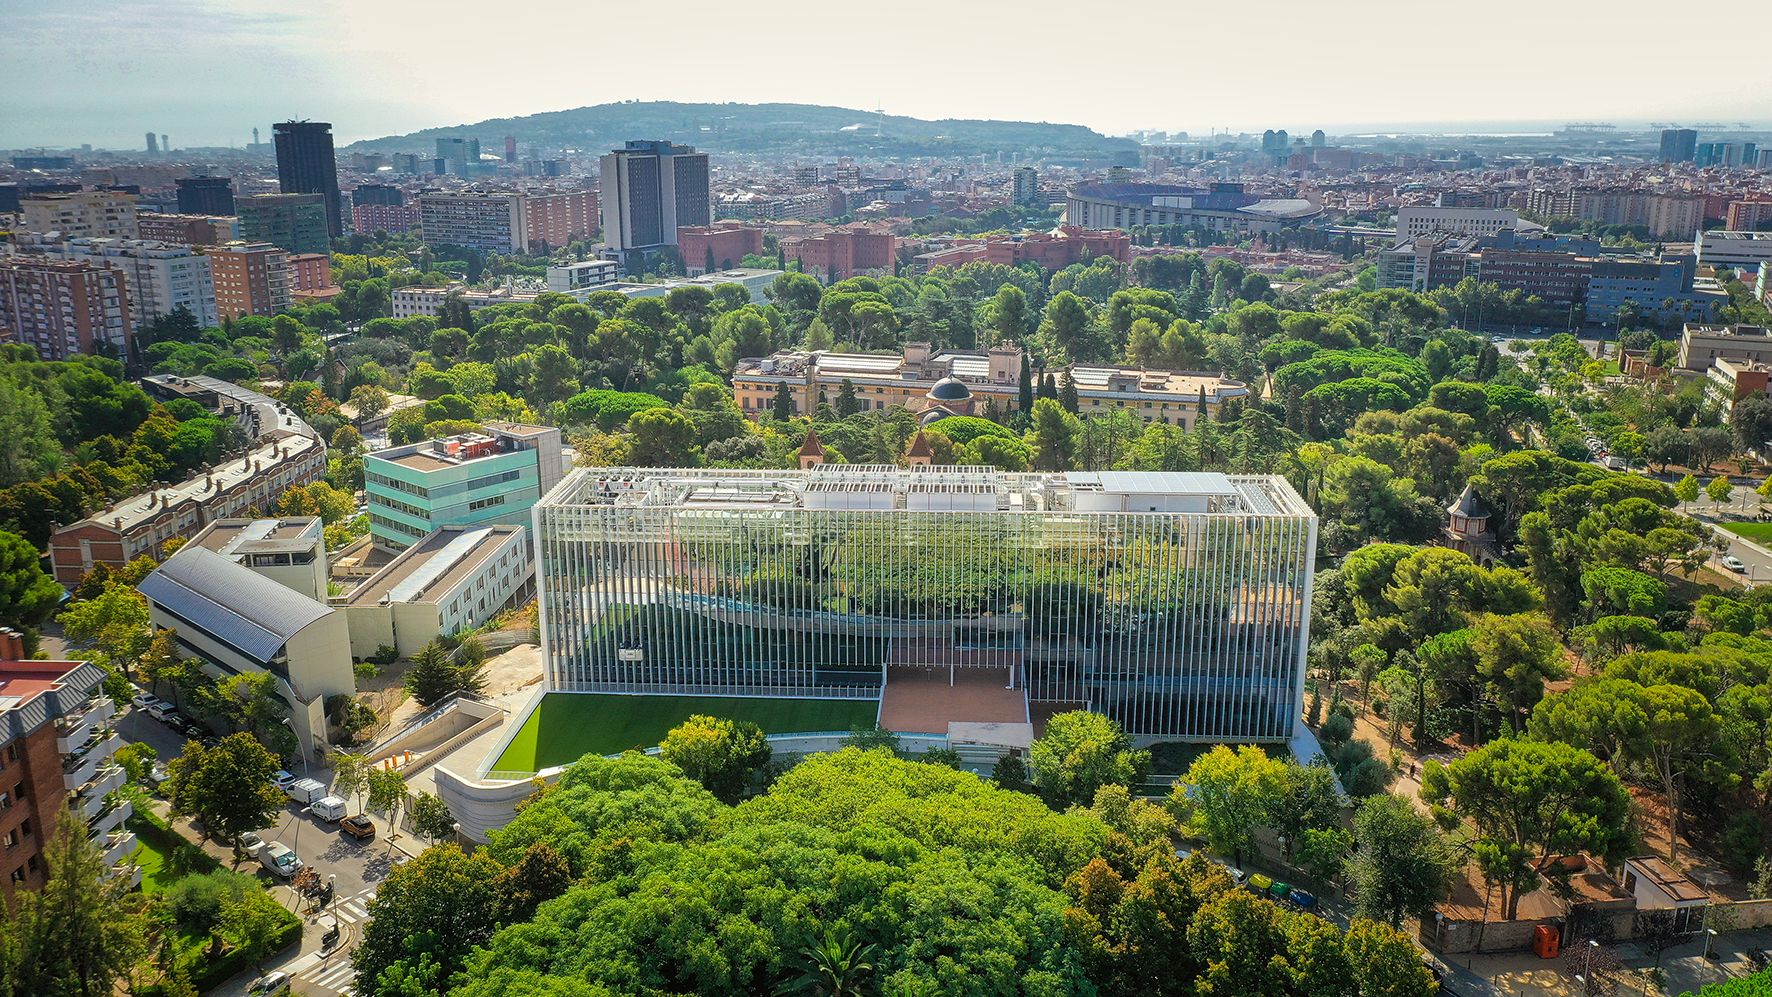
(1, 830, 15, 849)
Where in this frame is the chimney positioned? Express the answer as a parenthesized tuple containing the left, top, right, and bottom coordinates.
(0, 628, 23, 661)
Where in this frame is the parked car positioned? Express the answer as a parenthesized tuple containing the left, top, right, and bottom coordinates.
(270, 770, 297, 793)
(148, 764, 170, 789)
(1724, 555, 1749, 573)
(310, 796, 348, 823)
(259, 841, 302, 878)
(130, 691, 159, 711)
(236, 831, 266, 857)
(246, 970, 291, 996)
(340, 815, 376, 841)
(286, 777, 327, 805)
(145, 702, 176, 721)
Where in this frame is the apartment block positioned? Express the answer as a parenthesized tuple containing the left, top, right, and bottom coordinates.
(1677, 324, 1772, 370)
(0, 257, 133, 361)
(365, 422, 563, 550)
(0, 631, 133, 898)
(599, 141, 710, 258)
(175, 176, 235, 216)
(49, 375, 326, 586)
(351, 202, 420, 235)
(206, 241, 291, 318)
(522, 189, 599, 251)
(19, 237, 218, 329)
(21, 191, 139, 240)
(418, 192, 528, 253)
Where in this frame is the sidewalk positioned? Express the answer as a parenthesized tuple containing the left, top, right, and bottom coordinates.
(1436, 926, 1772, 996)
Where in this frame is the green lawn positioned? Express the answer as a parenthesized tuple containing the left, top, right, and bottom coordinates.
(491, 693, 880, 774)
(1722, 522, 1772, 545)
(127, 811, 220, 894)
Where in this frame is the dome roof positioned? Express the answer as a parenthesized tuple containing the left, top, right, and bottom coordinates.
(918, 408, 954, 427)
(927, 376, 973, 402)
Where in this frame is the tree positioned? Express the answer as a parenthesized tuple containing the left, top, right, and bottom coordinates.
(1271, 760, 1343, 861)
(0, 528, 62, 627)
(1673, 473, 1700, 504)
(772, 381, 796, 421)
(333, 752, 371, 815)
(368, 767, 409, 850)
(0, 377, 63, 489)
(1029, 398, 1080, 471)
(1346, 795, 1458, 927)
(216, 890, 290, 970)
(491, 841, 571, 926)
(658, 714, 772, 804)
(626, 407, 702, 466)
(1058, 369, 1080, 414)
(353, 843, 505, 995)
(834, 378, 861, 418)
(1169, 745, 1285, 865)
(164, 733, 287, 849)
(1468, 612, 1564, 733)
(409, 791, 457, 843)
(0, 805, 149, 997)
(404, 641, 483, 708)
(1029, 710, 1150, 808)
(58, 585, 151, 672)
(1420, 738, 1631, 918)
(348, 384, 390, 421)
(1017, 353, 1034, 414)
(1708, 475, 1736, 508)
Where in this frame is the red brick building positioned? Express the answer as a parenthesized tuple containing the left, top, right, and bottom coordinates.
(137, 213, 235, 246)
(1727, 198, 1772, 232)
(678, 224, 765, 274)
(522, 189, 598, 252)
(287, 253, 332, 292)
(351, 202, 421, 236)
(0, 630, 125, 898)
(783, 227, 896, 280)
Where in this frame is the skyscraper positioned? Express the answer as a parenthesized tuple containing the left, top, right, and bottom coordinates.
(1012, 166, 1039, 205)
(1660, 128, 1698, 163)
(146, 132, 158, 155)
(435, 137, 480, 175)
(599, 140, 710, 262)
(273, 121, 343, 238)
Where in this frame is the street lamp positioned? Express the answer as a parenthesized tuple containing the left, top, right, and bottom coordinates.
(1704, 926, 1718, 961)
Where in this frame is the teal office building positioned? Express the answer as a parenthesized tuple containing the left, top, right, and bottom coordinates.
(365, 422, 563, 550)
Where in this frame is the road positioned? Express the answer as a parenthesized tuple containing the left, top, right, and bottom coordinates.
(115, 706, 405, 996)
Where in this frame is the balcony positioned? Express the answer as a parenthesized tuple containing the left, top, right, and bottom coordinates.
(74, 766, 127, 818)
(56, 697, 117, 753)
(88, 795, 133, 838)
(112, 861, 143, 889)
(100, 830, 137, 867)
(62, 733, 122, 792)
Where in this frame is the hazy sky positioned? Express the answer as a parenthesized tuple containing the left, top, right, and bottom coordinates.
(3, 0, 1766, 149)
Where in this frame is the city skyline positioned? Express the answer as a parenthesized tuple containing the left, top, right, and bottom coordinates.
(2, 0, 1765, 150)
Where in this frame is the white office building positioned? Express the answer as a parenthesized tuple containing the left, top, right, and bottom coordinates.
(1697, 230, 1772, 271)
(1394, 206, 1519, 240)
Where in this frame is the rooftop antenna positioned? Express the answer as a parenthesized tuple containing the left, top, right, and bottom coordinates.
(875, 100, 884, 138)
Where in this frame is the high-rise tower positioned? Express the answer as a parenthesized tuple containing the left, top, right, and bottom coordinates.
(273, 121, 343, 238)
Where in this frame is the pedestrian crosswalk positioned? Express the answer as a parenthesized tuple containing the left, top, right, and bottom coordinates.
(301, 957, 357, 996)
(294, 889, 375, 995)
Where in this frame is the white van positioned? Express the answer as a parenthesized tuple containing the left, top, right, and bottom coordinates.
(310, 796, 347, 822)
(286, 778, 327, 805)
(259, 841, 302, 877)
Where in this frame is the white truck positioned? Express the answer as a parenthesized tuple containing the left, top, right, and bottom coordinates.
(310, 796, 348, 822)
(259, 841, 302, 878)
(286, 778, 327, 805)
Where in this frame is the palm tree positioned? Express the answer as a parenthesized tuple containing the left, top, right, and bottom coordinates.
(782, 925, 879, 997)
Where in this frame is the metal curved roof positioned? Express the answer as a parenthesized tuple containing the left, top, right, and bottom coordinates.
(138, 547, 332, 663)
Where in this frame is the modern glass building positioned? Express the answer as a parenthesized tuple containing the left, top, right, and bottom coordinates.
(533, 466, 1317, 742)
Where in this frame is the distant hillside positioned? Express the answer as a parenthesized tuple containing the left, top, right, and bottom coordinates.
(344, 101, 1138, 163)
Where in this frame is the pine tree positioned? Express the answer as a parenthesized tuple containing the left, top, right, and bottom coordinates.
(772, 381, 796, 421)
(835, 378, 861, 418)
(1058, 370, 1079, 414)
(1196, 386, 1210, 424)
